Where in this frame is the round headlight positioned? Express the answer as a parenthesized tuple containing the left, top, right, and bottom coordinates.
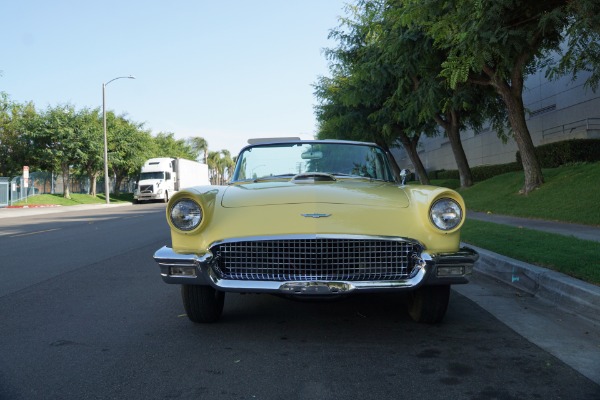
(169, 199, 203, 231)
(430, 198, 462, 231)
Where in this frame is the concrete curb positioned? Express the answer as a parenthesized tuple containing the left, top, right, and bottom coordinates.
(0, 202, 132, 219)
(470, 245, 600, 324)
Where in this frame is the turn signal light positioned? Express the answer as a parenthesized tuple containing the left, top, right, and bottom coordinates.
(437, 266, 471, 277)
(169, 266, 196, 277)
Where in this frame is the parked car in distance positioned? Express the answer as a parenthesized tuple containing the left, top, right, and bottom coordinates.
(153, 138, 478, 323)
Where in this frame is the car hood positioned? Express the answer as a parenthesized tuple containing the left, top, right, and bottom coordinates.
(221, 180, 409, 208)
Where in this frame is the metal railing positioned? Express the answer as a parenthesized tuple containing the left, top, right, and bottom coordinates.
(542, 118, 600, 139)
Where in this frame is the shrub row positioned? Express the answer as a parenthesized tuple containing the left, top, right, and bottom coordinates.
(433, 139, 600, 182)
(516, 139, 600, 168)
(433, 162, 522, 181)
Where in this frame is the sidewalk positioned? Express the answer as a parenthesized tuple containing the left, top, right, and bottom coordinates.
(0, 203, 131, 219)
(468, 210, 600, 243)
(466, 210, 600, 324)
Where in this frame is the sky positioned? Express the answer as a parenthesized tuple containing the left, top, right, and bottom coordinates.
(1, 0, 349, 156)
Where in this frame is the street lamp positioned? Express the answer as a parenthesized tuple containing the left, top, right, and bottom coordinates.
(102, 75, 135, 204)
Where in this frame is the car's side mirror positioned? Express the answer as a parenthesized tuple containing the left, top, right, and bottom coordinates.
(400, 169, 411, 185)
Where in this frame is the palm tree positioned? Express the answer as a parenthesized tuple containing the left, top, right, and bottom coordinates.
(206, 150, 236, 184)
(187, 137, 209, 164)
(220, 150, 235, 183)
(207, 150, 222, 184)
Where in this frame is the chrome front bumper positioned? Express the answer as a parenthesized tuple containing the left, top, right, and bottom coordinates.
(135, 193, 163, 201)
(153, 245, 479, 295)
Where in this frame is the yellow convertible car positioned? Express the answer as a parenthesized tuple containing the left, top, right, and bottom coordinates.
(154, 139, 478, 323)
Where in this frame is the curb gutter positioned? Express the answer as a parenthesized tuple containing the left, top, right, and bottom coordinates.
(469, 245, 600, 324)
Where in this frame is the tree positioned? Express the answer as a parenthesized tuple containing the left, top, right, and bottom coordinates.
(316, 1, 436, 183)
(314, 76, 384, 143)
(108, 115, 154, 193)
(207, 151, 222, 185)
(0, 94, 37, 178)
(548, 0, 600, 91)
(29, 104, 87, 199)
(378, 2, 509, 188)
(76, 108, 104, 196)
(187, 136, 209, 163)
(152, 132, 196, 160)
(398, 0, 573, 193)
(219, 150, 235, 183)
(206, 150, 235, 185)
(2, 94, 210, 197)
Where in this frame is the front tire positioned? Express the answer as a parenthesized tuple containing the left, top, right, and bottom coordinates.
(181, 285, 225, 323)
(407, 285, 450, 324)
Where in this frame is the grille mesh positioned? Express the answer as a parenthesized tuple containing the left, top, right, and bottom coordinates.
(211, 238, 419, 281)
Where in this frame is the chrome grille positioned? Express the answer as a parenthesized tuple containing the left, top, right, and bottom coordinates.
(211, 238, 420, 281)
(140, 185, 153, 193)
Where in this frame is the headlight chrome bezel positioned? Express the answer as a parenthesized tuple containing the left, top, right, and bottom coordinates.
(169, 198, 203, 231)
(429, 198, 463, 231)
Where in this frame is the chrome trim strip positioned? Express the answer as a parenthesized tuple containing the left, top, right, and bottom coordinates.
(431, 247, 479, 266)
(209, 234, 425, 249)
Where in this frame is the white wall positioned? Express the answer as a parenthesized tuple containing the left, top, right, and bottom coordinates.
(393, 70, 600, 171)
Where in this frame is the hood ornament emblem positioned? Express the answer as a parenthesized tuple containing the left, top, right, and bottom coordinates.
(301, 213, 331, 218)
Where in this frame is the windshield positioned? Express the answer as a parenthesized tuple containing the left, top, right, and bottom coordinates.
(139, 172, 165, 180)
(232, 142, 396, 182)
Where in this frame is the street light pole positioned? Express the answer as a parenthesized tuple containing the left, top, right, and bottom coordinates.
(102, 75, 135, 204)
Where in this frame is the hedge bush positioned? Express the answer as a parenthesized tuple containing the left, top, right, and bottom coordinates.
(434, 162, 522, 181)
(516, 139, 600, 168)
(434, 139, 600, 183)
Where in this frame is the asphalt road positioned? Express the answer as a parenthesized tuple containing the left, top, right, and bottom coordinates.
(0, 204, 598, 399)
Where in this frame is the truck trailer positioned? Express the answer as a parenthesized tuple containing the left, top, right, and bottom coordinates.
(133, 158, 210, 203)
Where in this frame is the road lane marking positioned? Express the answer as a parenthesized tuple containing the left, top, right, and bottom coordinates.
(122, 215, 145, 220)
(10, 228, 61, 237)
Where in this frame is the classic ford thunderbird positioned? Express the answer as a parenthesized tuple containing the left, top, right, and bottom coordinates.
(153, 139, 478, 323)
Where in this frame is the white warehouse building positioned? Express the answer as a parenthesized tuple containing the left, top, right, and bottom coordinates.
(392, 70, 600, 172)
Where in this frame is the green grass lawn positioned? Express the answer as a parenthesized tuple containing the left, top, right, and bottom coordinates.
(429, 178, 461, 190)
(434, 162, 600, 285)
(461, 219, 600, 285)
(12, 193, 133, 206)
(458, 162, 600, 226)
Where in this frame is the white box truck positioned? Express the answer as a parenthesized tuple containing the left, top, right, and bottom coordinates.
(133, 157, 210, 203)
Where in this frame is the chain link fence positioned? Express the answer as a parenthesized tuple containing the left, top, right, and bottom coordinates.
(0, 171, 136, 207)
(0, 177, 9, 207)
